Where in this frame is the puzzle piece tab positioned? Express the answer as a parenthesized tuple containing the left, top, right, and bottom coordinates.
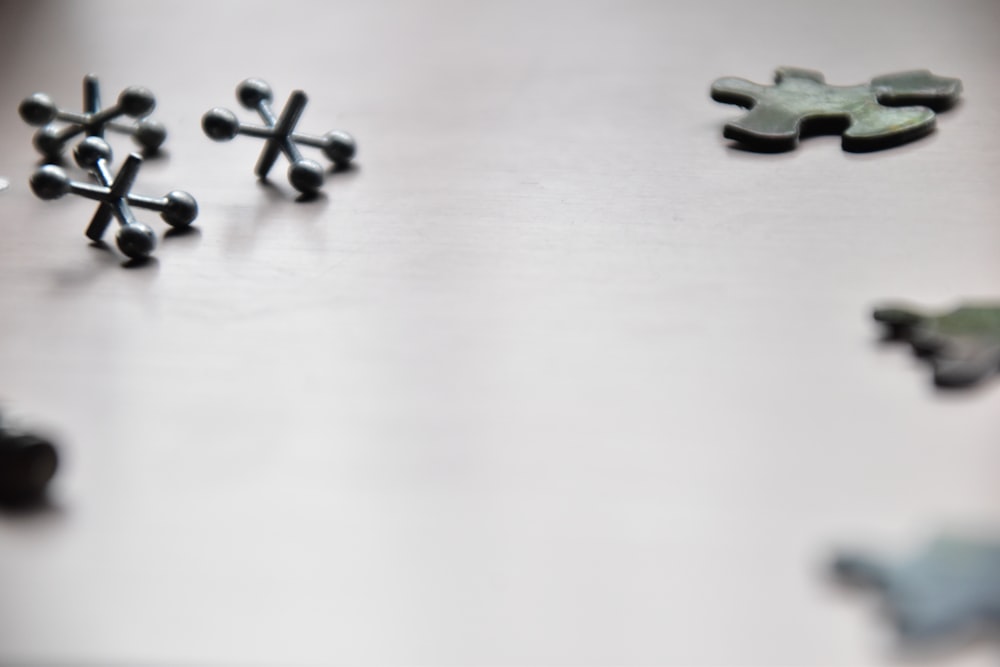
(19, 74, 167, 161)
(874, 303, 1000, 388)
(833, 536, 1000, 642)
(711, 67, 961, 151)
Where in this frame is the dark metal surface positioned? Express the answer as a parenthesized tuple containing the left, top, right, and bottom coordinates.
(711, 67, 962, 152)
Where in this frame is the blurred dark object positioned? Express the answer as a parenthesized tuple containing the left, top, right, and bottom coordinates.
(0, 415, 58, 506)
(874, 303, 1000, 388)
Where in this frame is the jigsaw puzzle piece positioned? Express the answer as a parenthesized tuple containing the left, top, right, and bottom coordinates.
(845, 68, 961, 150)
(833, 537, 1000, 642)
(711, 75, 802, 150)
(715, 104, 803, 149)
(711, 67, 961, 152)
(841, 105, 937, 151)
(874, 303, 1000, 388)
(710, 76, 769, 104)
(773, 67, 827, 84)
(712, 68, 856, 151)
(930, 340, 1000, 388)
(872, 70, 963, 109)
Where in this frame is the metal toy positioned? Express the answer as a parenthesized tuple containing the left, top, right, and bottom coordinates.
(202, 78, 356, 195)
(30, 137, 197, 260)
(19, 74, 167, 161)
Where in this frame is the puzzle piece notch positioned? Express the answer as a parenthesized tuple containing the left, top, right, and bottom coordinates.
(874, 303, 1000, 388)
(18, 74, 167, 161)
(0, 413, 58, 506)
(711, 67, 962, 152)
(201, 78, 357, 195)
(29, 137, 198, 260)
(832, 536, 1000, 642)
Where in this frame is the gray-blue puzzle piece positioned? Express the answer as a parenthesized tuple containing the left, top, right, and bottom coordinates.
(833, 536, 1000, 641)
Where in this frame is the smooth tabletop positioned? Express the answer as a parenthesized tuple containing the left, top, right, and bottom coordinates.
(1, 1, 999, 665)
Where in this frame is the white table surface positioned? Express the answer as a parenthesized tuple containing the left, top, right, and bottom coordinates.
(1, 0, 999, 664)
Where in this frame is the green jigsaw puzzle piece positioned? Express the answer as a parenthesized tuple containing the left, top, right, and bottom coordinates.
(874, 303, 1000, 388)
(711, 67, 962, 152)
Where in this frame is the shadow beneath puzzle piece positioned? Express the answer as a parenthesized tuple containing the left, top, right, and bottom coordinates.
(725, 114, 945, 154)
